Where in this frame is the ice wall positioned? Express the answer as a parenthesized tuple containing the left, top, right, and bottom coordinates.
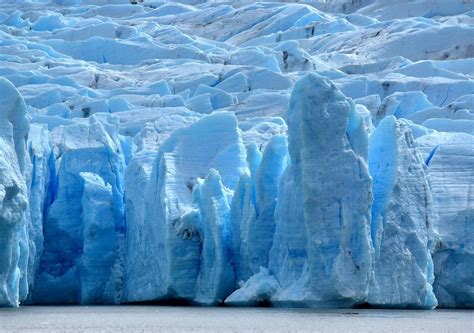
(417, 133, 474, 308)
(122, 150, 157, 301)
(368, 116, 437, 309)
(123, 112, 246, 303)
(33, 115, 126, 304)
(269, 73, 373, 307)
(25, 125, 55, 301)
(228, 145, 260, 286)
(195, 170, 234, 304)
(0, 78, 29, 307)
(231, 136, 288, 285)
(79, 172, 121, 304)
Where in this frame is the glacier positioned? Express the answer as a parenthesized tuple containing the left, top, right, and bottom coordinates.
(0, 0, 473, 309)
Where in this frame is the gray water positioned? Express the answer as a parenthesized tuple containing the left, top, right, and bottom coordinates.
(0, 306, 472, 332)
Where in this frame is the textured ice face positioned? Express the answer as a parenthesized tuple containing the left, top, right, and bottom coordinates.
(269, 73, 373, 307)
(417, 133, 474, 308)
(1, 0, 474, 309)
(194, 169, 234, 304)
(225, 267, 279, 307)
(0, 78, 29, 307)
(368, 116, 437, 309)
(79, 172, 121, 304)
(32, 115, 126, 304)
(243, 136, 288, 278)
(0, 78, 29, 174)
(25, 125, 55, 302)
(123, 112, 246, 303)
(230, 135, 288, 286)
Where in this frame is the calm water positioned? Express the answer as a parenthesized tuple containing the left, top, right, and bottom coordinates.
(0, 306, 472, 332)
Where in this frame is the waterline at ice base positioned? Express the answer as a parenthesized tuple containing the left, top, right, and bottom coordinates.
(0, 0, 473, 310)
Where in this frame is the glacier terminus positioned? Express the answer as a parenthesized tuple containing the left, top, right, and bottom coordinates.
(0, 0, 473, 310)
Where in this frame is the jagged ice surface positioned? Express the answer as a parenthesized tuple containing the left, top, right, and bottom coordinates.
(0, 0, 472, 309)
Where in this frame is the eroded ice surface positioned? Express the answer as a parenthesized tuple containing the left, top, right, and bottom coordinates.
(368, 116, 437, 309)
(0, 0, 473, 308)
(417, 133, 474, 308)
(0, 78, 29, 307)
(268, 73, 373, 308)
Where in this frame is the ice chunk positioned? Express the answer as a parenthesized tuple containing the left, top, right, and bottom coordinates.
(225, 268, 279, 307)
(421, 118, 474, 135)
(408, 94, 474, 125)
(368, 116, 437, 309)
(374, 91, 432, 126)
(239, 116, 288, 152)
(354, 94, 381, 117)
(355, 104, 375, 134)
(32, 14, 67, 32)
(108, 97, 131, 113)
(148, 80, 172, 96)
(186, 93, 214, 114)
(270, 73, 373, 307)
(45, 37, 209, 65)
(247, 68, 292, 91)
(1, 11, 27, 28)
(246, 143, 262, 179)
(193, 85, 234, 110)
(140, 3, 196, 18)
(274, 41, 315, 73)
(215, 72, 249, 94)
(229, 48, 280, 73)
(355, 0, 474, 21)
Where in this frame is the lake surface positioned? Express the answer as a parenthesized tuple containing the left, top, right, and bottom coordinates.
(0, 306, 472, 332)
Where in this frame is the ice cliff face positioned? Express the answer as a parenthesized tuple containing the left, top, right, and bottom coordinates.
(123, 111, 245, 304)
(33, 115, 125, 304)
(230, 136, 288, 285)
(0, 78, 29, 307)
(417, 133, 474, 308)
(0, 0, 473, 308)
(25, 124, 55, 302)
(269, 73, 373, 307)
(368, 116, 437, 309)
